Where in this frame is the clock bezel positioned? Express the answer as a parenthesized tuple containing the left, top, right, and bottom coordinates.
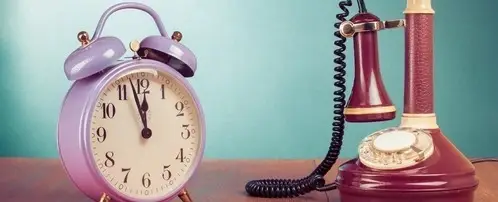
(58, 59, 205, 202)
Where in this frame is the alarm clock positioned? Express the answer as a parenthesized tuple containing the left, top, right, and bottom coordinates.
(57, 3, 204, 202)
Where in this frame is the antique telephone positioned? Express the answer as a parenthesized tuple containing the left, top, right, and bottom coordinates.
(245, 0, 496, 201)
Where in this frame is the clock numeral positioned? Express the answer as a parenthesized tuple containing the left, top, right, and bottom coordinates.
(175, 101, 184, 117)
(121, 168, 131, 183)
(176, 148, 189, 163)
(142, 172, 151, 188)
(162, 165, 172, 180)
(161, 84, 166, 99)
(181, 124, 191, 139)
(95, 127, 107, 143)
(136, 79, 150, 94)
(104, 151, 115, 167)
(101, 103, 116, 119)
(118, 84, 128, 100)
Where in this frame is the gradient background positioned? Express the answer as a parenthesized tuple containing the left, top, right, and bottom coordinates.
(0, 0, 496, 159)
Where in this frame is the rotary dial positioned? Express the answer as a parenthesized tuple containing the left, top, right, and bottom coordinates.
(358, 127, 434, 170)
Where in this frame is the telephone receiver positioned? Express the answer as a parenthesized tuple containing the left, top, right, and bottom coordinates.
(63, 2, 197, 81)
(340, 9, 404, 122)
(246, 0, 479, 202)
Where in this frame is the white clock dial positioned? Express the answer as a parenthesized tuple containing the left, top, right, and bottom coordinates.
(89, 68, 202, 200)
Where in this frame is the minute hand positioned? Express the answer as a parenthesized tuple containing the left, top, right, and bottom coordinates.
(128, 78, 147, 128)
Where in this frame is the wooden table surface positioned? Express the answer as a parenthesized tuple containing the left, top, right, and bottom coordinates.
(0, 158, 496, 202)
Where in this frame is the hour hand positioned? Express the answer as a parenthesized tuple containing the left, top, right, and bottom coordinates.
(140, 93, 149, 112)
(129, 78, 152, 139)
(140, 93, 150, 128)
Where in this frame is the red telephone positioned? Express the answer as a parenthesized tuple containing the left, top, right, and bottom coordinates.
(245, 0, 495, 201)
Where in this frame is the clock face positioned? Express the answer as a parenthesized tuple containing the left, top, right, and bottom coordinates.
(88, 68, 202, 200)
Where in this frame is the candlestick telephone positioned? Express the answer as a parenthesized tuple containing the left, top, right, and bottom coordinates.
(245, 0, 497, 200)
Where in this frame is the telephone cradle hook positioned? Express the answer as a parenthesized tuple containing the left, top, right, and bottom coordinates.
(98, 188, 193, 202)
(338, 19, 405, 38)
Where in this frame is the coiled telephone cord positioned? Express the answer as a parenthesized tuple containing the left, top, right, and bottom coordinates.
(244, 0, 355, 198)
(244, 0, 498, 198)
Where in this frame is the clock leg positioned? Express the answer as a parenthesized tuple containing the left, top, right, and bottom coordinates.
(97, 190, 191, 202)
(99, 193, 111, 202)
(178, 188, 192, 202)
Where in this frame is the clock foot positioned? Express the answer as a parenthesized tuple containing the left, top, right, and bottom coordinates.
(178, 188, 193, 202)
(99, 193, 110, 202)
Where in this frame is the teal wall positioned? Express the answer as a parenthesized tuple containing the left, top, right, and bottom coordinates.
(0, 0, 497, 159)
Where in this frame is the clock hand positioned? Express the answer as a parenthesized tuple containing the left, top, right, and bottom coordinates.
(128, 78, 152, 139)
(140, 93, 149, 112)
(140, 93, 152, 138)
(128, 78, 146, 123)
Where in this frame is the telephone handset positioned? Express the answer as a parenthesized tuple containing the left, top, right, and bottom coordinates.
(246, 0, 482, 201)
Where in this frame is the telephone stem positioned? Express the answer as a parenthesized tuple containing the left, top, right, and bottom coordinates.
(401, 0, 439, 129)
(403, 0, 435, 113)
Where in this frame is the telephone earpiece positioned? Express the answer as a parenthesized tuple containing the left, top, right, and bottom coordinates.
(63, 2, 197, 81)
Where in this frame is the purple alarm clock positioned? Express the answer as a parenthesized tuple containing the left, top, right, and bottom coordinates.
(57, 2, 205, 202)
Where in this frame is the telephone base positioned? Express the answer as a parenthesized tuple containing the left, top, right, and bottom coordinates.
(336, 129, 478, 202)
(338, 186, 475, 202)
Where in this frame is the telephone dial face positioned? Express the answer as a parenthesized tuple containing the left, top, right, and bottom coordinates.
(359, 127, 434, 170)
